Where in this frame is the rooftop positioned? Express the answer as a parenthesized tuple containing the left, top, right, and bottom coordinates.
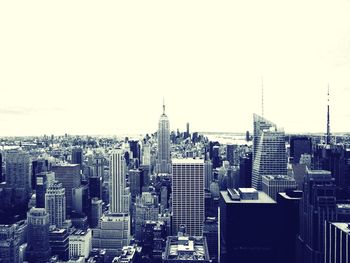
(262, 175, 295, 181)
(164, 235, 209, 261)
(172, 158, 204, 164)
(221, 189, 276, 204)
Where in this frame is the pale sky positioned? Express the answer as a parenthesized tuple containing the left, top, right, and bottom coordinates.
(1, 0, 350, 136)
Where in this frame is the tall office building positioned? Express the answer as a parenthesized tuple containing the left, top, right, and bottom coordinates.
(129, 140, 141, 162)
(156, 102, 171, 174)
(220, 188, 279, 263)
(226, 144, 236, 166)
(49, 227, 69, 261)
(313, 144, 350, 197)
(134, 192, 159, 241)
(172, 159, 204, 236)
(204, 160, 213, 189)
(252, 125, 287, 190)
(31, 159, 48, 190)
(109, 149, 127, 213)
(324, 222, 350, 263)
(89, 175, 102, 200)
(239, 152, 252, 188)
(0, 220, 27, 263)
(252, 114, 276, 160)
(45, 180, 66, 227)
(72, 148, 83, 167)
(90, 198, 103, 228)
(129, 169, 143, 201)
(276, 190, 302, 263)
(92, 212, 131, 261)
(262, 175, 297, 201)
(297, 169, 337, 263)
(26, 208, 51, 263)
(290, 136, 312, 164)
(203, 217, 218, 262)
(52, 164, 81, 214)
(36, 172, 48, 208)
(0, 152, 3, 183)
(5, 149, 32, 204)
(142, 142, 151, 166)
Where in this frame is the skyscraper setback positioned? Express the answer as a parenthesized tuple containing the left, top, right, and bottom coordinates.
(156, 102, 171, 174)
(45, 180, 66, 227)
(252, 114, 287, 190)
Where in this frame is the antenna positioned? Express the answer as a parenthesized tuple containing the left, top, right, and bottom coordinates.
(261, 77, 264, 117)
(163, 97, 165, 115)
(326, 85, 331, 144)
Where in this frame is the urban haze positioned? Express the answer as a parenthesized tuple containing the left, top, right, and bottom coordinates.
(1, 1, 350, 263)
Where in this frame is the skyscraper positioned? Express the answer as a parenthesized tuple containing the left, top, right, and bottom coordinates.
(252, 124, 287, 190)
(142, 142, 151, 166)
(172, 159, 204, 236)
(297, 169, 337, 263)
(109, 149, 127, 213)
(52, 164, 81, 214)
(90, 198, 103, 228)
(252, 114, 276, 161)
(5, 149, 32, 205)
(49, 227, 69, 261)
(204, 160, 213, 189)
(156, 102, 171, 174)
(26, 208, 51, 263)
(262, 175, 297, 201)
(0, 152, 3, 183)
(92, 212, 131, 261)
(134, 192, 159, 241)
(324, 222, 350, 263)
(289, 136, 312, 164)
(45, 180, 66, 227)
(0, 220, 27, 263)
(72, 148, 83, 167)
(219, 188, 279, 263)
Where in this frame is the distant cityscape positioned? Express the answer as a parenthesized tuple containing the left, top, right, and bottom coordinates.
(0, 99, 350, 263)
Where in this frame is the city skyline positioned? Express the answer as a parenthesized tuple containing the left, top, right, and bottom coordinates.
(1, 1, 350, 136)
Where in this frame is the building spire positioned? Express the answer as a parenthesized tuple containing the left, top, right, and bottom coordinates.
(261, 77, 264, 118)
(326, 85, 331, 144)
(163, 97, 165, 115)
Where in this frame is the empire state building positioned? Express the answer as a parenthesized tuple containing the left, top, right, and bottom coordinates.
(156, 102, 171, 174)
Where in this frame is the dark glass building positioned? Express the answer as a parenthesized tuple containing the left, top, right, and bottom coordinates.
(220, 188, 279, 263)
(238, 152, 252, 188)
(290, 136, 312, 164)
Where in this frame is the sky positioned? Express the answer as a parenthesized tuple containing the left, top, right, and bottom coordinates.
(1, 0, 350, 136)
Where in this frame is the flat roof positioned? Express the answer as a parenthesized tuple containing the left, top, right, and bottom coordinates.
(221, 190, 276, 204)
(172, 158, 204, 164)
